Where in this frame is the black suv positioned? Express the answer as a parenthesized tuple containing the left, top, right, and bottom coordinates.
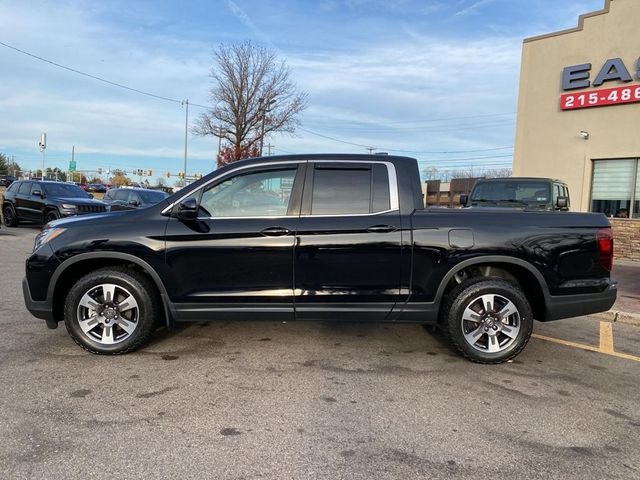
(0, 175, 17, 187)
(2, 180, 107, 226)
(102, 187, 169, 211)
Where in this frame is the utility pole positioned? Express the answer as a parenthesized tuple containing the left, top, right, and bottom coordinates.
(182, 100, 189, 185)
(267, 143, 273, 156)
(39, 132, 47, 180)
(216, 125, 225, 167)
(366, 147, 375, 155)
(258, 97, 276, 157)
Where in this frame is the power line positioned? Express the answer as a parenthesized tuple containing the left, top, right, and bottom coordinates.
(309, 112, 516, 127)
(0, 40, 513, 157)
(298, 127, 513, 155)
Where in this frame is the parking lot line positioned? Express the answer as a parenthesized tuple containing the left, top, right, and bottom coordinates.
(599, 321, 614, 353)
(532, 320, 640, 363)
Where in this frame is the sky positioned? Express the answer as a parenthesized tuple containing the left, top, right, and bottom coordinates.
(0, 0, 604, 183)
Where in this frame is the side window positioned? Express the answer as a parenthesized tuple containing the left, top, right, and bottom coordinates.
(7, 182, 19, 193)
(199, 167, 297, 217)
(552, 184, 561, 205)
(18, 182, 32, 195)
(30, 183, 42, 195)
(104, 191, 113, 201)
(114, 190, 130, 202)
(310, 164, 391, 215)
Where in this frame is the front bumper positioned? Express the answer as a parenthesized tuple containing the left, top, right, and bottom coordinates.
(543, 281, 617, 321)
(22, 277, 57, 329)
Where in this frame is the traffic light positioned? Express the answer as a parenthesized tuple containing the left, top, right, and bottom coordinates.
(136, 168, 143, 176)
(178, 172, 184, 179)
(165, 172, 171, 178)
(97, 167, 102, 174)
(147, 170, 153, 177)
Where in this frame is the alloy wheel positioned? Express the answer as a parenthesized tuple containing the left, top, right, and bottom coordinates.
(460, 293, 521, 353)
(76, 283, 139, 345)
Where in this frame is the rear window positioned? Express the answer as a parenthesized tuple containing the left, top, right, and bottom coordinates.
(18, 182, 32, 195)
(6, 182, 19, 193)
(311, 164, 391, 215)
(138, 190, 168, 204)
(471, 181, 551, 203)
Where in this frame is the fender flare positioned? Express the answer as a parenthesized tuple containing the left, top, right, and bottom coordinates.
(48, 252, 173, 327)
(433, 255, 551, 305)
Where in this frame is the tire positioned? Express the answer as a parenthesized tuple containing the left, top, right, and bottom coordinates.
(44, 209, 60, 224)
(440, 278, 533, 364)
(3, 204, 18, 227)
(64, 267, 160, 354)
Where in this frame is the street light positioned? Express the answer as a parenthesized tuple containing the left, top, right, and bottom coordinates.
(258, 97, 276, 157)
(38, 132, 46, 180)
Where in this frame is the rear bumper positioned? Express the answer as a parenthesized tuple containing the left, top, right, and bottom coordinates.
(22, 277, 57, 328)
(543, 281, 617, 321)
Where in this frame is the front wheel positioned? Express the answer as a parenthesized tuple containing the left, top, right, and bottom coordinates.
(64, 267, 160, 354)
(44, 209, 60, 224)
(440, 278, 533, 364)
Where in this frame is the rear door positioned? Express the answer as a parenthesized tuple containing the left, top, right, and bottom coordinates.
(15, 182, 33, 219)
(294, 160, 402, 321)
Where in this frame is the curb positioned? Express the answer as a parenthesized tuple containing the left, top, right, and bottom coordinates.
(590, 310, 640, 327)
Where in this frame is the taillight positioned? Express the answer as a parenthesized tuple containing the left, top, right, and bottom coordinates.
(596, 227, 614, 271)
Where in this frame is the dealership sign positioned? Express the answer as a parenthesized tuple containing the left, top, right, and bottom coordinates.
(560, 57, 640, 110)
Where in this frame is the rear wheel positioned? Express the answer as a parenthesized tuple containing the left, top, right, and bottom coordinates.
(3, 204, 18, 227)
(64, 267, 159, 354)
(440, 278, 533, 364)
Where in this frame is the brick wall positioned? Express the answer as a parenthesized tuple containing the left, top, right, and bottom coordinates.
(611, 219, 640, 262)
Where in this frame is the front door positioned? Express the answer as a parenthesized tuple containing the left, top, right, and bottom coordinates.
(294, 161, 403, 321)
(164, 162, 305, 322)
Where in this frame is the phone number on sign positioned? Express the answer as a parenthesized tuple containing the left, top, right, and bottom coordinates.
(561, 85, 640, 110)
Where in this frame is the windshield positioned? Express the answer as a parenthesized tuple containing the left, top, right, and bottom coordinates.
(470, 181, 551, 204)
(138, 190, 169, 204)
(43, 183, 89, 198)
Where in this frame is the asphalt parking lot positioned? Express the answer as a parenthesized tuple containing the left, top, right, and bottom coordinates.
(1, 226, 639, 480)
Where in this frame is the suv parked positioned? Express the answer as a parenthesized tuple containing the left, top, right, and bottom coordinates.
(0, 175, 17, 187)
(461, 178, 570, 211)
(3, 180, 107, 226)
(102, 187, 169, 211)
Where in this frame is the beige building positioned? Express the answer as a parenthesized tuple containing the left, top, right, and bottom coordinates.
(514, 0, 640, 220)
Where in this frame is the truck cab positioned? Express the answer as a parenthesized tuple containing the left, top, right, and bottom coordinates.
(462, 177, 570, 211)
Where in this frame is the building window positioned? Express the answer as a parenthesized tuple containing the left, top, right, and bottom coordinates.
(591, 159, 639, 219)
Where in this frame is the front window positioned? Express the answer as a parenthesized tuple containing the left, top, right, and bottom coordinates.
(590, 159, 638, 218)
(199, 167, 297, 217)
(43, 183, 89, 198)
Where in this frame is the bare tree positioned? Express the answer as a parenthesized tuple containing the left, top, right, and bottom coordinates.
(193, 42, 307, 164)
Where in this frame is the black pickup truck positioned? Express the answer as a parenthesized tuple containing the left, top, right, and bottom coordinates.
(22, 154, 616, 363)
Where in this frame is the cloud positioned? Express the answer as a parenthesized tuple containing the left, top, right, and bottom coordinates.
(455, 0, 496, 17)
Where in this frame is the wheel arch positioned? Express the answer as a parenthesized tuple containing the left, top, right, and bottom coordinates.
(435, 256, 550, 321)
(50, 252, 172, 327)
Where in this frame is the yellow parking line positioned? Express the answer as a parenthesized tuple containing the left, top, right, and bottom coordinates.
(531, 333, 640, 363)
(599, 321, 615, 353)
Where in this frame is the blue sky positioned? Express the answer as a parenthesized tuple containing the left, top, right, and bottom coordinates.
(0, 0, 603, 183)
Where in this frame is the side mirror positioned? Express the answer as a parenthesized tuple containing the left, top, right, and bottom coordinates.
(175, 198, 198, 220)
(129, 199, 140, 207)
(556, 196, 568, 209)
(32, 189, 43, 198)
(459, 194, 468, 206)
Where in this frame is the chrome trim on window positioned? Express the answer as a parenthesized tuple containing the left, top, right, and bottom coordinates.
(163, 159, 399, 217)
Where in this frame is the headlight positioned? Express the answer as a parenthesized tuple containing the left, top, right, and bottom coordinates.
(34, 227, 66, 252)
(60, 203, 77, 210)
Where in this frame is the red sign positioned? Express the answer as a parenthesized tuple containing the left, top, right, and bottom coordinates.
(560, 84, 640, 110)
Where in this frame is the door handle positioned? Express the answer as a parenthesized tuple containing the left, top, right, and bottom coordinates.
(260, 226, 292, 237)
(366, 225, 397, 233)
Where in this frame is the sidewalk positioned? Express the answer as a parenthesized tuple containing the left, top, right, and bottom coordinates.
(604, 260, 640, 325)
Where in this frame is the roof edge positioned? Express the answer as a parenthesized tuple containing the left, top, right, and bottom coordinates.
(523, 0, 611, 44)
